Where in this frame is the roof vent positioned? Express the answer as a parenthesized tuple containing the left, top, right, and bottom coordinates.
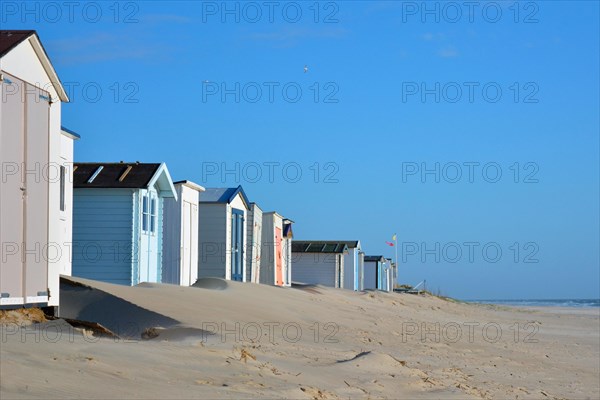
(119, 165, 133, 182)
(88, 166, 104, 183)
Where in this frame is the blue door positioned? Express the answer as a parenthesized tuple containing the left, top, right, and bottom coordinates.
(231, 209, 244, 281)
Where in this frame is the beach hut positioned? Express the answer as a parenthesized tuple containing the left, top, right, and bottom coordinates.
(162, 181, 205, 286)
(198, 186, 249, 282)
(246, 203, 263, 284)
(71, 162, 177, 285)
(0, 30, 78, 312)
(363, 255, 387, 290)
(261, 213, 294, 287)
(384, 258, 395, 292)
(341, 241, 364, 291)
(291, 241, 348, 288)
(390, 259, 398, 289)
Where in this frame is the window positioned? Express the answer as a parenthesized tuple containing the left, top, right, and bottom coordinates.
(142, 195, 157, 234)
(59, 165, 66, 212)
(150, 198, 157, 233)
(142, 195, 149, 232)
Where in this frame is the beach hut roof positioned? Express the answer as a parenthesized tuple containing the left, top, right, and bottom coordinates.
(0, 30, 35, 57)
(364, 255, 386, 262)
(200, 185, 250, 207)
(292, 241, 349, 254)
(173, 180, 206, 192)
(73, 162, 177, 199)
(60, 126, 81, 140)
(0, 30, 69, 101)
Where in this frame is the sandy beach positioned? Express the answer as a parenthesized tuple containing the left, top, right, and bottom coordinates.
(1, 277, 598, 399)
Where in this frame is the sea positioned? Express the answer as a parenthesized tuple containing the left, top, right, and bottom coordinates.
(466, 299, 600, 308)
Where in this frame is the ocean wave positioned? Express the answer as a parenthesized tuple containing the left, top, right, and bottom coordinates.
(466, 299, 600, 308)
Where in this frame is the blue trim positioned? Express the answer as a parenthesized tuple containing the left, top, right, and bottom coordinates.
(61, 126, 81, 139)
(231, 208, 245, 281)
(229, 185, 250, 208)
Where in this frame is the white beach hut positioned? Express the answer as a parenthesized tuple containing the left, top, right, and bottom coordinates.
(341, 241, 364, 291)
(384, 258, 395, 292)
(0, 30, 78, 313)
(291, 241, 348, 288)
(162, 181, 205, 286)
(246, 203, 263, 284)
(198, 186, 250, 282)
(261, 213, 294, 287)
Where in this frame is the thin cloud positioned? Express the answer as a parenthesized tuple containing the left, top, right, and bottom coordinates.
(141, 14, 192, 24)
(49, 33, 165, 65)
(437, 46, 459, 58)
(247, 27, 349, 47)
(421, 32, 446, 41)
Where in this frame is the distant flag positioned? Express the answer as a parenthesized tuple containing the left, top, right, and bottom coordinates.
(386, 241, 394, 246)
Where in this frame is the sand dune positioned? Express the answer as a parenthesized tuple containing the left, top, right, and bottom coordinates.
(1, 277, 598, 399)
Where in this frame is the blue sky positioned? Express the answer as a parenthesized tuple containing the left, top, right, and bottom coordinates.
(5, 1, 598, 299)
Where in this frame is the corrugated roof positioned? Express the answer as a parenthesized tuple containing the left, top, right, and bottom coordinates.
(0, 30, 35, 58)
(292, 241, 349, 254)
(73, 163, 161, 188)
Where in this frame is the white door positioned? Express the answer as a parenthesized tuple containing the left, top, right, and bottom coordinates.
(25, 83, 50, 302)
(189, 202, 198, 285)
(181, 201, 191, 286)
(1, 74, 25, 305)
(139, 191, 158, 283)
(0, 74, 50, 304)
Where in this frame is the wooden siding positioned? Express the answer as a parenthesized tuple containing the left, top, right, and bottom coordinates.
(162, 184, 199, 286)
(363, 261, 377, 290)
(198, 203, 227, 279)
(246, 205, 262, 283)
(282, 237, 292, 286)
(343, 249, 357, 290)
(260, 213, 275, 285)
(72, 189, 134, 285)
(291, 252, 337, 287)
(162, 189, 181, 284)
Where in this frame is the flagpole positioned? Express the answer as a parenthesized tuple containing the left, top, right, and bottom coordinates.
(394, 232, 398, 285)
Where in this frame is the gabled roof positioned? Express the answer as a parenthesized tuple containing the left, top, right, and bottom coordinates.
(73, 162, 177, 199)
(292, 241, 349, 254)
(249, 202, 263, 212)
(364, 255, 386, 263)
(200, 185, 249, 208)
(173, 180, 205, 192)
(283, 221, 294, 239)
(0, 30, 69, 102)
(0, 30, 34, 57)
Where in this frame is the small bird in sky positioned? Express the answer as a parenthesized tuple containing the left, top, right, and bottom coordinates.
(304, 65, 308, 73)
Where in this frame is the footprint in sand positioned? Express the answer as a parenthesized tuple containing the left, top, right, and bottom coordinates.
(300, 386, 338, 399)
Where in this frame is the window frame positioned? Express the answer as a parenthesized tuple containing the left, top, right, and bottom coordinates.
(142, 194, 149, 233)
(59, 165, 66, 212)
